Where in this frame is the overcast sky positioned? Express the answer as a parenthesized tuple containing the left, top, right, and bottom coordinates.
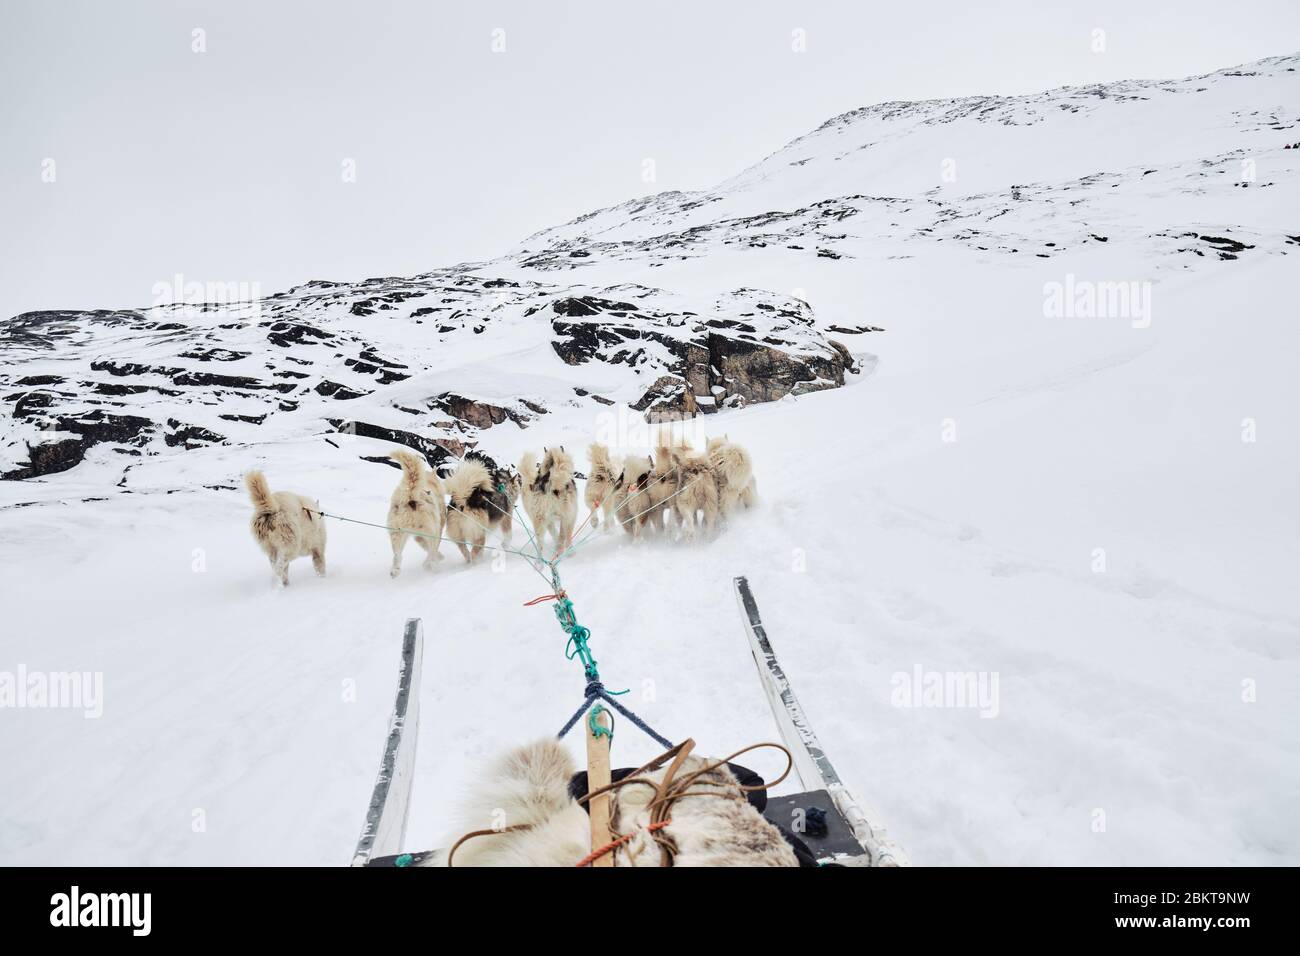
(2, 0, 1298, 318)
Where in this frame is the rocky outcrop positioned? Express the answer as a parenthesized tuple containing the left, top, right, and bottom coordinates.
(1, 275, 868, 481)
(2, 411, 152, 479)
(548, 289, 861, 416)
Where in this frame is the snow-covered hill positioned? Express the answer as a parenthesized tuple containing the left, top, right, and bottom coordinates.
(1, 54, 1297, 866)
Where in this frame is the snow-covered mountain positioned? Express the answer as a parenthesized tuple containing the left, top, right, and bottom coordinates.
(5, 54, 1296, 490)
(2, 55, 1297, 867)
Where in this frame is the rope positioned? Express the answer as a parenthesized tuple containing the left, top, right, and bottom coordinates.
(589, 703, 613, 740)
(446, 739, 794, 867)
(308, 508, 537, 560)
(308, 451, 683, 752)
(557, 469, 712, 563)
(556, 681, 673, 750)
(575, 820, 671, 868)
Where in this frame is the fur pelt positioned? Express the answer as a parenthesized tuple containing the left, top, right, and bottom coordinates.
(610, 754, 798, 868)
(245, 470, 326, 586)
(521, 447, 579, 557)
(386, 450, 446, 577)
(706, 436, 757, 518)
(434, 738, 798, 867)
(583, 443, 620, 532)
(433, 738, 589, 867)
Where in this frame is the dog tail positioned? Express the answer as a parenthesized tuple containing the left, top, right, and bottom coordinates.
(245, 470, 276, 513)
(519, 451, 538, 485)
(709, 442, 752, 484)
(546, 447, 575, 490)
(391, 450, 425, 509)
(445, 459, 492, 507)
(588, 442, 610, 472)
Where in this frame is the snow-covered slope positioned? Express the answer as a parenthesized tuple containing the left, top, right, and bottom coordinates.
(1, 54, 1297, 866)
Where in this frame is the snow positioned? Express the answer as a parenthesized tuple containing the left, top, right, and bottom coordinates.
(2, 54, 1298, 865)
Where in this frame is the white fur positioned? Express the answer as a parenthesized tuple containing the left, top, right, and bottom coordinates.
(706, 436, 757, 519)
(670, 447, 720, 543)
(434, 739, 798, 867)
(444, 460, 493, 563)
(386, 450, 446, 577)
(245, 470, 326, 586)
(521, 447, 579, 557)
(584, 443, 620, 532)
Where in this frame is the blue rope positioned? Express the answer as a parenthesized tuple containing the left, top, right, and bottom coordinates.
(545, 538, 674, 749)
(556, 681, 674, 750)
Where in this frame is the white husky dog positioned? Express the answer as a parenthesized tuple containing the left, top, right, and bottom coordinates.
(670, 446, 721, 542)
(386, 450, 446, 577)
(645, 432, 691, 537)
(444, 459, 493, 563)
(520, 447, 579, 557)
(706, 435, 757, 518)
(244, 470, 326, 586)
(612, 454, 655, 541)
(584, 442, 620, 532)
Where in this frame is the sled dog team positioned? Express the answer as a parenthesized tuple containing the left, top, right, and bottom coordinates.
(245, 433, 756, 585)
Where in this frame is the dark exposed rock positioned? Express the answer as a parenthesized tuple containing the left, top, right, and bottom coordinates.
(328, 420, 459, 467)
(2, 411, 152, 480)
(91, 382, 182, 397)
(164, 420, 226, 449)
(16, 375, 64, 386)
(91, 360, 182, 378)
(178, 348, 250, 362)
(265, 322, 335, 348)
(173, 370, 297, 393)
(314, 380, 369, 400)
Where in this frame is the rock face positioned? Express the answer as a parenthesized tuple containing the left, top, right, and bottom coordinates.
(1, 274, 867, 482)
(546, 288, 859, 417)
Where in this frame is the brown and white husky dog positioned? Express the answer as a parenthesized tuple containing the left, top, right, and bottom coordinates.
(706, 435, 757, 519)
(583, 442, 620, 532)
(244, 470, 326, 586)
(386, 450, 446, 577)
(444, 453, 519, 563)
(670, 446, 720, 542)
(612, 454, 656, 541)
(520, 447, 579, 557)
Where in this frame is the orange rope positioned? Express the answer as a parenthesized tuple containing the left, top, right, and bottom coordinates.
(523, 592, 563, 606)
(575, 820, 672, 868)
(566, 497, 603, 550)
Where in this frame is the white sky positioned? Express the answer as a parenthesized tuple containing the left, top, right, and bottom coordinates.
(2, 0, 1298, 318)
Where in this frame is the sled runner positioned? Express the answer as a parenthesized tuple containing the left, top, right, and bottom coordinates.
(351, 618, 423, 867)
(733, 576, 908, 867)
(353, 581, 907, 867)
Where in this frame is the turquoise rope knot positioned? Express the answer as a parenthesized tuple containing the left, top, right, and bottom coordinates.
(588, 703, 613, 740)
